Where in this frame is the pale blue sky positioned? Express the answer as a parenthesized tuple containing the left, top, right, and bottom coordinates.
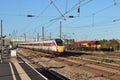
(0, 0, 120, 40)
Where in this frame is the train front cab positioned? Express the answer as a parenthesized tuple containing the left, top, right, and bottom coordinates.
(55, 39, 64, 54)
(95, 41, 101, 50)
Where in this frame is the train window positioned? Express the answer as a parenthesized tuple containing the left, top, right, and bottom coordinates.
(55, 39, 63, 46)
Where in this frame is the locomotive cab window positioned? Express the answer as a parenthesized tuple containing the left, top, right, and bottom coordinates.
(55, 39, 63, 46)
(95, 41, 100, 45)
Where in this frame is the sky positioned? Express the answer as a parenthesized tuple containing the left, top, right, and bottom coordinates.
(0, 0, 120, 40)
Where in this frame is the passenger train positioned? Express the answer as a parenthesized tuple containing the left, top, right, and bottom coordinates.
(17, 39, 65, 54)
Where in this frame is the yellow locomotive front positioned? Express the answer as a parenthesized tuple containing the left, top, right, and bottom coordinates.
(94, 41, 101, 50)
(55, 39, 64, 53)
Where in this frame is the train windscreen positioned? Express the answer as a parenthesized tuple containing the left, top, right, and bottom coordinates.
(95, 41, 100, 45)
(55, 39, 63, 46)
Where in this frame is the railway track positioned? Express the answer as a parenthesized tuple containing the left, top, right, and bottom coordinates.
(65, 50, 120, 60)
(66, 57, 120, 71)
(17, 53, 69, 80)
(51, 56, 120, 80)
(33, 51, 120, 80)
(17, 48, 120, 80)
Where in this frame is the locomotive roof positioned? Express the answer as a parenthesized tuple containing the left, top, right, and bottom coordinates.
(18, 39, 58, 44)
